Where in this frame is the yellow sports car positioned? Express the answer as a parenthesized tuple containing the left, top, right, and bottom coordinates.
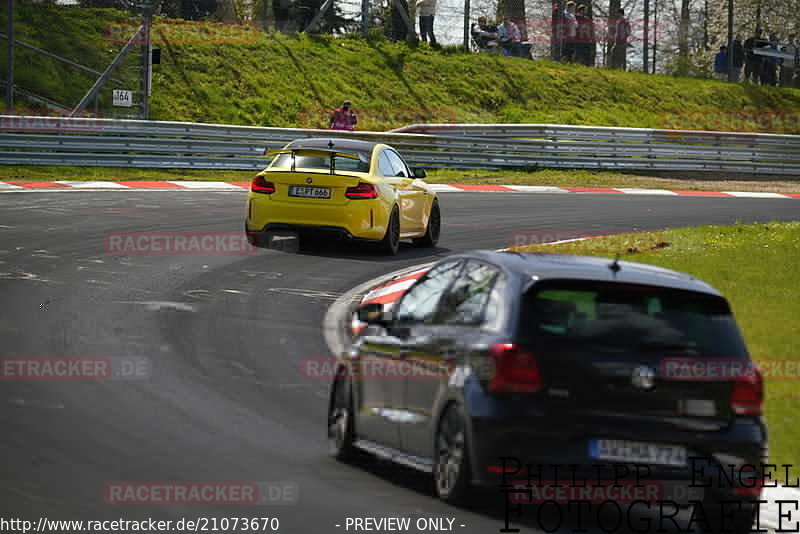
(245, 138, 441, 255)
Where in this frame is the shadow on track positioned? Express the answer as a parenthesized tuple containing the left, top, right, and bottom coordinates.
(256, 232, 452, 263)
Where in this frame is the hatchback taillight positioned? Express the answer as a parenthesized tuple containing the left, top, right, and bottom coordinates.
(489, 343, 543, 393)
(251, 176, 275, 194)
(731, 366, 763, 415)
(345, 182, 378, 199)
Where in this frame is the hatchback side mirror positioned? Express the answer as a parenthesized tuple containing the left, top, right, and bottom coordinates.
(356, 302, 392, 326)
(411, 167, 427, 179)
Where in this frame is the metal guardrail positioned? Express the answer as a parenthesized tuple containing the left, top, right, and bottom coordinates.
(391, 123, 800, 148)
(1, 116, 798, 176)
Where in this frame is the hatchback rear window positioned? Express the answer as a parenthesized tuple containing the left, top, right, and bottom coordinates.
(520, 280, 748, 358)
(271, 152, 370, 172)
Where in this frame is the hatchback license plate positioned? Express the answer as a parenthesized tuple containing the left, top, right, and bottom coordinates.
(289, 185, 331, 199)
(589, 439, 687, 466)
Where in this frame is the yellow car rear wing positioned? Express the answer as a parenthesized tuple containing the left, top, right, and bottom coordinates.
(264, 148, 362, 174)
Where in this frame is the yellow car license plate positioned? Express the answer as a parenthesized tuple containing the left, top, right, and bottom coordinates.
(288, 185, 331, 199)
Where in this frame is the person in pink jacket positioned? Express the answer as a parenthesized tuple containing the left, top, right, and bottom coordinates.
(329, 100, 358, 131)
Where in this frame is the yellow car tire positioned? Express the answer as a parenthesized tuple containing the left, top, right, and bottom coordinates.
(413, 201, 441, 248)
(379, 206, 400, 255)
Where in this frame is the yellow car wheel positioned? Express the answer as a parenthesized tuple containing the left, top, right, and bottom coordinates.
(413, 200, 441, 248)
(379, 206, 400, 255)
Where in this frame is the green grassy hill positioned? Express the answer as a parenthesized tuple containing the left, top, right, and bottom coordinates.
(3, 5, 800, 132)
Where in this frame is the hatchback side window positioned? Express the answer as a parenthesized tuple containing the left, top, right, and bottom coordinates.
(394, 261, 463, 324)
(439, 261, 502, 326)
(378, 152, 395, 177)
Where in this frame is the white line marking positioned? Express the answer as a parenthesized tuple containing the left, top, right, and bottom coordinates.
(507, 185, 570, 193)
(722, 191, 791, 199)
(166, 181, 244, 189)
(427, 184, 462, 192)
(55, 181, 129, 188)
(615, 188, 680, 195)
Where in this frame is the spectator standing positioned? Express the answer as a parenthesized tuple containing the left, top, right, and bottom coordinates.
(416, 0, 437, 44)
(497, 15, 522, 57)
(761, 33, 779, 86)
(731, 34, 744, 81)
(471, 16, 499, 51)
(743, 30, 763, 83)
(575, 4, 594, 66)
(714, 45, 729, 81)
(562, 1, 578, 62)
(609, 8, 631, 70)
(330, 100, 358, 131)
(780, 33, 797, 87)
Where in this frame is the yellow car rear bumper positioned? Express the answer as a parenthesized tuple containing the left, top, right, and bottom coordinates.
(246, 195, 388, 241)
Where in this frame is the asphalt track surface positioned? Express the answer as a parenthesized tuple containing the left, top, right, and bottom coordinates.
(1, 191, 798, 534)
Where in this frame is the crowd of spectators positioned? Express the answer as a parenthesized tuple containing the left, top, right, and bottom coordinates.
(273, 0, 796, 87)
(714, 31, 798, 87)
(471, 5, 631, 68)
(471, 15, 529, 57)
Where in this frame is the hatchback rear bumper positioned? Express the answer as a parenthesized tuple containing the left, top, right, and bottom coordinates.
(467, 410, 767, 502)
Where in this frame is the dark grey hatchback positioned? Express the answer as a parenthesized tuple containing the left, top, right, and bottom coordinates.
(327, 251, 766, 533)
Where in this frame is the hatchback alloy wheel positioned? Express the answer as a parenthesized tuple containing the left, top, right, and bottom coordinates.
(433, 404, 470, 502)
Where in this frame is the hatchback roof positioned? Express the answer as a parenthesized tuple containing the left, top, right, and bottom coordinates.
(451, 250, 721, 296)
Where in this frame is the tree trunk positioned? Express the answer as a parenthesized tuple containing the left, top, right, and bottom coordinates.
(677, 0, 690, 74)
(702, 0, 708, 50)
(607, 0, 620, 67)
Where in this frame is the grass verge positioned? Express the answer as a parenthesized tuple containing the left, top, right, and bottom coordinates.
(1, 166, 799, 193)
(514, 221, 800, 479)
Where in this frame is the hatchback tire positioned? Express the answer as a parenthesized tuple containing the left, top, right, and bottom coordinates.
(328, 373, 356, 461)
(433, 404, 471, 503)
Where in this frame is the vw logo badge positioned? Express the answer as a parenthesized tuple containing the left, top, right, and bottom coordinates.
(306, 178, 313, 184)
(632, 366, 656, 390)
